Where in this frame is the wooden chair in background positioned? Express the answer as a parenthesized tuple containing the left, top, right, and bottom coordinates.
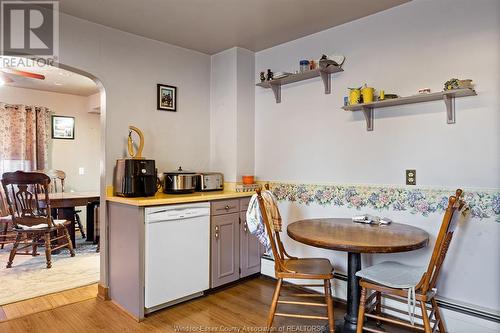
(0, 186, 15, 249)
(1, 171, 75, 268)
(355, 189, 467, 333)
(35, 169, 86, 239)
(256, 185, 335, 332)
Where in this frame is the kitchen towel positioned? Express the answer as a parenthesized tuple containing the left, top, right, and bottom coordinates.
(246, 190, 282, 254)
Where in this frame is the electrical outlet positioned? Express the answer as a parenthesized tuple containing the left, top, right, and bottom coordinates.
(78, 167, 85, 175)
(406, 169, 416, 185)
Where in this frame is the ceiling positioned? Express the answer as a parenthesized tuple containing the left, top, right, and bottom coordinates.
(0, 57, 99, 96)
(59, 0, 410, 55)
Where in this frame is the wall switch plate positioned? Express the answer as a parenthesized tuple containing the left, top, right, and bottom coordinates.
(78, 167, 85, 175)
(406, 169, 416, 185)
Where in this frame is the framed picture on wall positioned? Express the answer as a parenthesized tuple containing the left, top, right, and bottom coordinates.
(157, 84, 177, 112)
(51, 116, 75, 139)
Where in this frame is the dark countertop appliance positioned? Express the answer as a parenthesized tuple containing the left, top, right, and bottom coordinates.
(114, 159, 157, 197)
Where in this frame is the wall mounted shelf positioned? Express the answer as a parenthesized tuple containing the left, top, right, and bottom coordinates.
(256, 66, 343, 103)
(341, 88, 477, 131)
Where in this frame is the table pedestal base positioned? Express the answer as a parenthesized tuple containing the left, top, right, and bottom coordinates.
(322, 319, 357, 333)
(323, 252, 362, 333)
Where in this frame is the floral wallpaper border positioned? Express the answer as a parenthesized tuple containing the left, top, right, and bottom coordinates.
(268, 182, 500, 222)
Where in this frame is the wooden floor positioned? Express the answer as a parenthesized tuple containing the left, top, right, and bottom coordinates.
(0, 276, 410, 332)
(0, 284, 98, 321)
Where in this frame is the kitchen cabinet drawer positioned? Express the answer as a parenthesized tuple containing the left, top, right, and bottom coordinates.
(239, 197, 251, 212)
(211, 199, 239, 215)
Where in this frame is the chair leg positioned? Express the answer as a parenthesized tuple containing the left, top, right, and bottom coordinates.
(356, 287, 367, 333)
(63, 227, 75, 257)
(44, 232, 52, 269)
(266, 278, 282, 332)
(375, 291, 382, 327)
(6, 233, 21, 268)
(431, 298, 446, 332)
(420, 300, 432, 333)
(0, 222, 8, 250)
(75, 212, 86, 239)
(324, 279, 335, 333)
(32, 234, 39, 256)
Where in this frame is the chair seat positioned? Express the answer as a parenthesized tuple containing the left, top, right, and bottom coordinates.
(356, 261, 425, 289)
(279, 258, 334, 279)
(16, 219, 69, 231)
(0, 215, 12, 223)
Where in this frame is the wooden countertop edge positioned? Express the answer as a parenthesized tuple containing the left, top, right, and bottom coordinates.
(106, 191, 253, 207)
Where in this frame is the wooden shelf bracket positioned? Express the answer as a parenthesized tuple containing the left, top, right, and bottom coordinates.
(362, 106, 374, 131)
(270, 84, 281, 103)
(319, 70, 331, 94)
(443, 93, 455, 124)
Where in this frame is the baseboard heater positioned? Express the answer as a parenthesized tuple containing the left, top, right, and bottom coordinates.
(261, 256, 500, 324)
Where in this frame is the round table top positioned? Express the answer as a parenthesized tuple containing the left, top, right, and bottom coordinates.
(287, 218, 429, 254)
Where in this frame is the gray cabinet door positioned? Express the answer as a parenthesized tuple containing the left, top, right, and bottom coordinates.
(239, 211, 262, 278)
(211, 213, 240, 288)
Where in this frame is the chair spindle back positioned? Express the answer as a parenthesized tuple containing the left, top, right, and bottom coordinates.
(256, 184, 290, 273)
(1, 171, 53, 228)
(34, 169, 66, 193)
(420, 189, 466, 293)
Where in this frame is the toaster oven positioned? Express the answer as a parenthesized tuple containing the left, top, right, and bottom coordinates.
(195, 172, 224, 191)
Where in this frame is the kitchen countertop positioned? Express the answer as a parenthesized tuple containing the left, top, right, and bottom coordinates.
(106, 189, 253, 207)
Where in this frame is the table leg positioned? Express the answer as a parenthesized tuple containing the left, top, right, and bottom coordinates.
(345, 252, 362, 325)
(86, 202, 95, 242)
(326, 252, 362, 333)
(58, 207, 76, 248)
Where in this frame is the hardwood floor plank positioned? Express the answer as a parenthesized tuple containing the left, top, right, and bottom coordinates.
(0, 283, 98, 321)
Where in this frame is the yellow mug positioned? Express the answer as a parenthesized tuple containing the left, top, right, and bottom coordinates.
(349, 89, 361, 105)
(361, 86, 374, 103)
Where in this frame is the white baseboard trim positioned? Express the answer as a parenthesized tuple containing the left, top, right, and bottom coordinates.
(261, 258, 500, 333)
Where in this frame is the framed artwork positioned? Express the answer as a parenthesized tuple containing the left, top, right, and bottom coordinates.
(51, 115, 75, 139)
(157, 84, 177, 112)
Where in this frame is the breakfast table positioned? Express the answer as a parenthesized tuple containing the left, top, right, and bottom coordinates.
(287, 218, 429, 333)
(49, 192, 100, 247)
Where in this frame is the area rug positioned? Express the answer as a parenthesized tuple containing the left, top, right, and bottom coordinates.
(0, 241, 100, 305)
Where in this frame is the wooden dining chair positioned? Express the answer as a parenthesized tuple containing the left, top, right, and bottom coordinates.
(35, 169, 86, 239)
(256, 185, 335, 332)
(1, 171, 75, 268)
(0, 186, 16, 249)
(355, 189, 467, 333)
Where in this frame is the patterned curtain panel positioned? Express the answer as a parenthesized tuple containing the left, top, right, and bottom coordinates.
(0, 103, 51, 175)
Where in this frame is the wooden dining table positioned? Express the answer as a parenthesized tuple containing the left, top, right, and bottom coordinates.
(287, 218, 429, 333)
(49, 192, 100, 247)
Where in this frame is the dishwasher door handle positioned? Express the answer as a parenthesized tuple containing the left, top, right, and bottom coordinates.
(147, 213, 209, 223)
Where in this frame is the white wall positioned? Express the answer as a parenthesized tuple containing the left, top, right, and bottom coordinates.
(58, 14, 212, 182)
(56, 13, 212, 284)
(255, 0, 500, 322)
(210, 47, 255, 181)
(210, 48, 238, 180)
(0, 86, 100, 192)
(236, 47, 255, 180)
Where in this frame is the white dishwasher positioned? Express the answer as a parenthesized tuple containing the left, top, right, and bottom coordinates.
(145, 202, 210, 311)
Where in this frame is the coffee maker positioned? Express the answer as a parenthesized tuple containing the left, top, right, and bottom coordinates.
(113, 126, 157, 197)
